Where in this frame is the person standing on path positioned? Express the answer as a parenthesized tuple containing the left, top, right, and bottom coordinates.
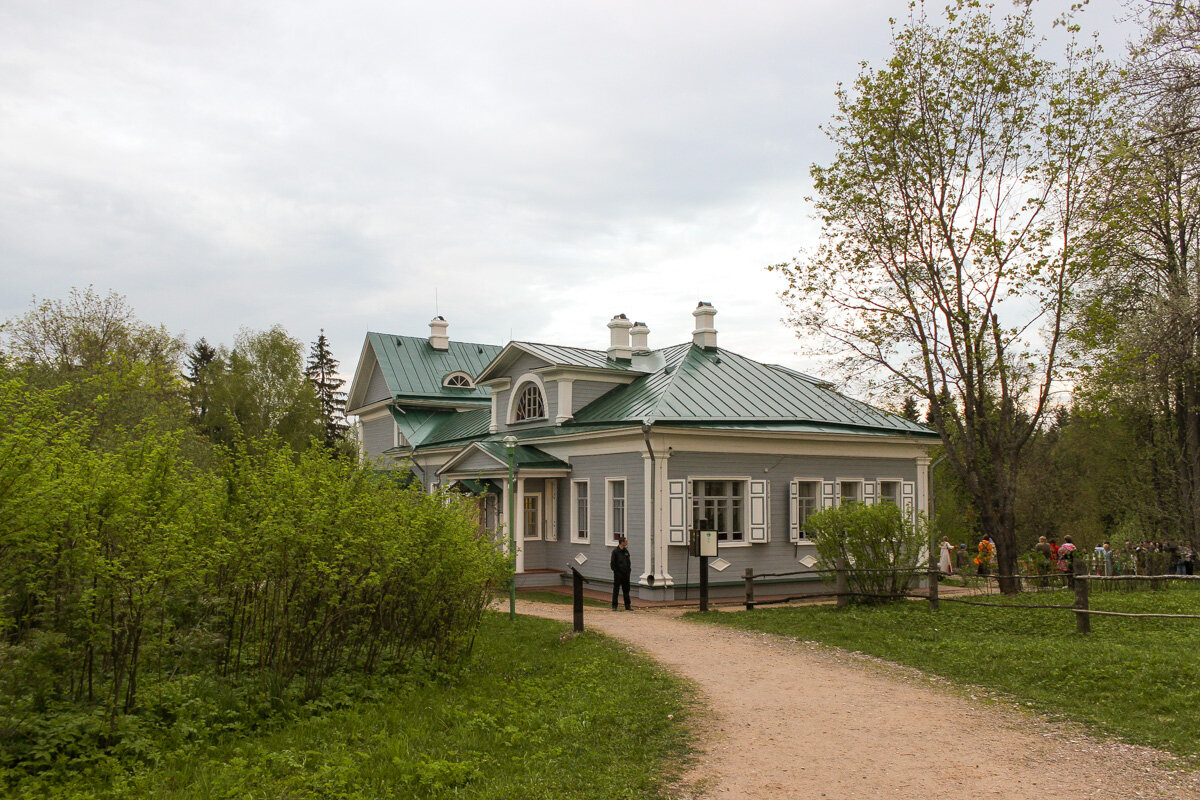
(611, 535, 632, 611)
(938, 537, 955, 576)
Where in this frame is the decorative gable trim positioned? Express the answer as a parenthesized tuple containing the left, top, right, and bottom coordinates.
(436, 442, 507, 475)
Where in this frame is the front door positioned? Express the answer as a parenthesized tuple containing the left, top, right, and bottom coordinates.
(523, 493, 542, 540)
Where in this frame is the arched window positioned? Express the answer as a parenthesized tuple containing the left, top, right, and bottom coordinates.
(514, 383, 546, 421)
(443, 372, 473, 388)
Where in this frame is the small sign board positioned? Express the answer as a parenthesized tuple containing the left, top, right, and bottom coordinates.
(710, 558, 731, 572)
(688, 521, 719, 558)
(574, 553, 588, 565)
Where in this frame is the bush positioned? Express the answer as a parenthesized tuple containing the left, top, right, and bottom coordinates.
(805, 502, 927, 602)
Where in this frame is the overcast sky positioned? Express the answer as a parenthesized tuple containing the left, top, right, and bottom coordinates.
(0, 0, 1134, 385)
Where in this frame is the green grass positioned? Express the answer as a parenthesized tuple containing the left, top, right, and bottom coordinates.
(688, 586, 1200, 758)
(514, 590, 610, 608)
(11, 613, 695, 800)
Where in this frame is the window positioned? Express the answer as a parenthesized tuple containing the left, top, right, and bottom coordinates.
(484, 493, 499, 533)
(514, 383, 546, 421)
(571, 480, 590, 543)
(839, 480, 862, 506)
(879, 480, 901, 506)
(692, 479, 745, 543)
(523, 494, 542, 540)
(796, 480, 819, 539)
(443, 372, 473, 388)
(606, 479, 626, 543)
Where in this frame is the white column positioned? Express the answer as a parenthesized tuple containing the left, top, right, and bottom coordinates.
(500, 478, 511, 556)
(916, 454, 932, 564)
(640, 452, 653, 586)
(655, 447, 674, 585)
(515, 475, 526, 574)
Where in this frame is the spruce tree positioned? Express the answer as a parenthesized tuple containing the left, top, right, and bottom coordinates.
(305, 330, 348, 448)
(184, 337, 219, 422)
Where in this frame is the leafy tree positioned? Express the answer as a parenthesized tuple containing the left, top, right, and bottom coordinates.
(1077, 0, 1200, 546)
(772, 1, 1109, 592)
(305, 330, 349, 449)
(203, 326, 323, 451)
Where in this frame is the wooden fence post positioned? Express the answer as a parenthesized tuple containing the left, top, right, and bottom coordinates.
(1073, 559, 1090, 634)
(928, 560, 939, 612)
(699, 555, 710, 613)
(743, 567, 755, 610)
(836, 557, 849, 609)
(572, 568, 584, 633)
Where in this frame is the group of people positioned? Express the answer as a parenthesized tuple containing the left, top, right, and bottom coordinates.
(937, 533, 1199, 580)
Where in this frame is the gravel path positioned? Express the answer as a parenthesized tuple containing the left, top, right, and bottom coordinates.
(517, 600, 1200, 800)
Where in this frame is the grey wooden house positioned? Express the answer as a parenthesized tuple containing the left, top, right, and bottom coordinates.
(345, 304, 939, 601)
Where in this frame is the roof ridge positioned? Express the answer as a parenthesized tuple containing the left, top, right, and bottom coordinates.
(369, 331, 503, 350)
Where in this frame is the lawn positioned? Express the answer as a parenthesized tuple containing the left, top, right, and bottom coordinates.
(687, 585, 1200, 758)
(8, 613, 695, 800)
(514, 589, 610, 608)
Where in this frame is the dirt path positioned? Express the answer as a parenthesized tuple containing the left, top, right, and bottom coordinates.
(517, 600, 1200, 800)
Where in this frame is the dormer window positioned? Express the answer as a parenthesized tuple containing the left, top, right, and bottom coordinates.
(514, 383, 546, 421)
(443, 372, 474, 388)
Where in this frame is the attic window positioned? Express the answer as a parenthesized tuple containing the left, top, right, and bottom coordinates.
(514, 384, 546, 421)
(443, 372, 473, 388)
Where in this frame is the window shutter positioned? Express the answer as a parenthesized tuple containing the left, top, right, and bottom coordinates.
(788, 479, 800, 544)
(749, 480, 770, 543)
(822, 481, 836, 509)
(863, 481, 877, 503)
(546, 481, 558, 541)
(668, 479, 688, 545)
(902, 481, 916, 524)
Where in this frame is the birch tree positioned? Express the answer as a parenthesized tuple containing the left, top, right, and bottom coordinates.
(773, 1, 1109, 591)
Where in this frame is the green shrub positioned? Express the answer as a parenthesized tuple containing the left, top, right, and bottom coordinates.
(805, 502, 927, 602)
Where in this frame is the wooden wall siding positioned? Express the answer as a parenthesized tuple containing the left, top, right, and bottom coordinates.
(451, 448, 504, 473)
(540, 452, 645, 584)
(364, 362, 391, 406)
(360, 416, 394, 460)
(570, 380, 619, 416)
(665, 451, 919, 585)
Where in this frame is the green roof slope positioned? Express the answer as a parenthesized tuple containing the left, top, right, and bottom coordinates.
(368, 332, 502, 402)
(572, 343, 935, 437)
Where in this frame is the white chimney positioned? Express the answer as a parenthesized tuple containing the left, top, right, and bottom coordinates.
(630, 321, 650, 355)
(607, 314, 633, 360)
(692, 302, 717, 348)
(429, 315, 449, 350)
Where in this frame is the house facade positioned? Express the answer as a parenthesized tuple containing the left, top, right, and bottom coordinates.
(345, 305, 940, 601)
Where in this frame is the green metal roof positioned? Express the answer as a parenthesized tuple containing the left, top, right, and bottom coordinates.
(422, 407, 491, 445)
(509, 341, 642, 372)
(571, 343, 936, 437)
(366, 332, 503, 403)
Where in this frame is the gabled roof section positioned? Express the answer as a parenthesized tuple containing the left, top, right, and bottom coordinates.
(422, 407, 491, 446)
(476, 340, 646, 383)
(571, 343, 937, 437)
(348, 332, 503, 411)
(437, 440, 570, 474)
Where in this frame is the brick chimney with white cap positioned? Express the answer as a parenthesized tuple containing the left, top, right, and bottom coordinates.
(692, 302, 717, 348)
(429, 316, 449, 350)
(607, 314, 633, 360)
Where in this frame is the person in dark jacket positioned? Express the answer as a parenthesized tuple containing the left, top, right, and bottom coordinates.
(611, 536, 632, 610)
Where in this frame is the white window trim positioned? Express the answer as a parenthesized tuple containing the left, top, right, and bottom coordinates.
(877, 477, 903, 506)
(793, 476, 822, 542)
(523, 491, 543, 541)
(570, 479, 590, 544)
(506, 374, 549, 425)
(690, 475, 752, 547)
(605, 478, 626, 545)
(443, 371, 474, 388)
(836, 478, 864, 507)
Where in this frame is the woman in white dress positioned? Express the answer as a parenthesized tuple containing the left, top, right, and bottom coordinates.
(939, 537, 955, 575)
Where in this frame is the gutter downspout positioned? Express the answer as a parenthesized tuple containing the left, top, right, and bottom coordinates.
(642, 420, 656, 589)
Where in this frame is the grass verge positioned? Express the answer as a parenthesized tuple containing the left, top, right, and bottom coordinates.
(515, 590, 610, 608)
(687, 586, 1200, 758)
(10, 612, 694, 800)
